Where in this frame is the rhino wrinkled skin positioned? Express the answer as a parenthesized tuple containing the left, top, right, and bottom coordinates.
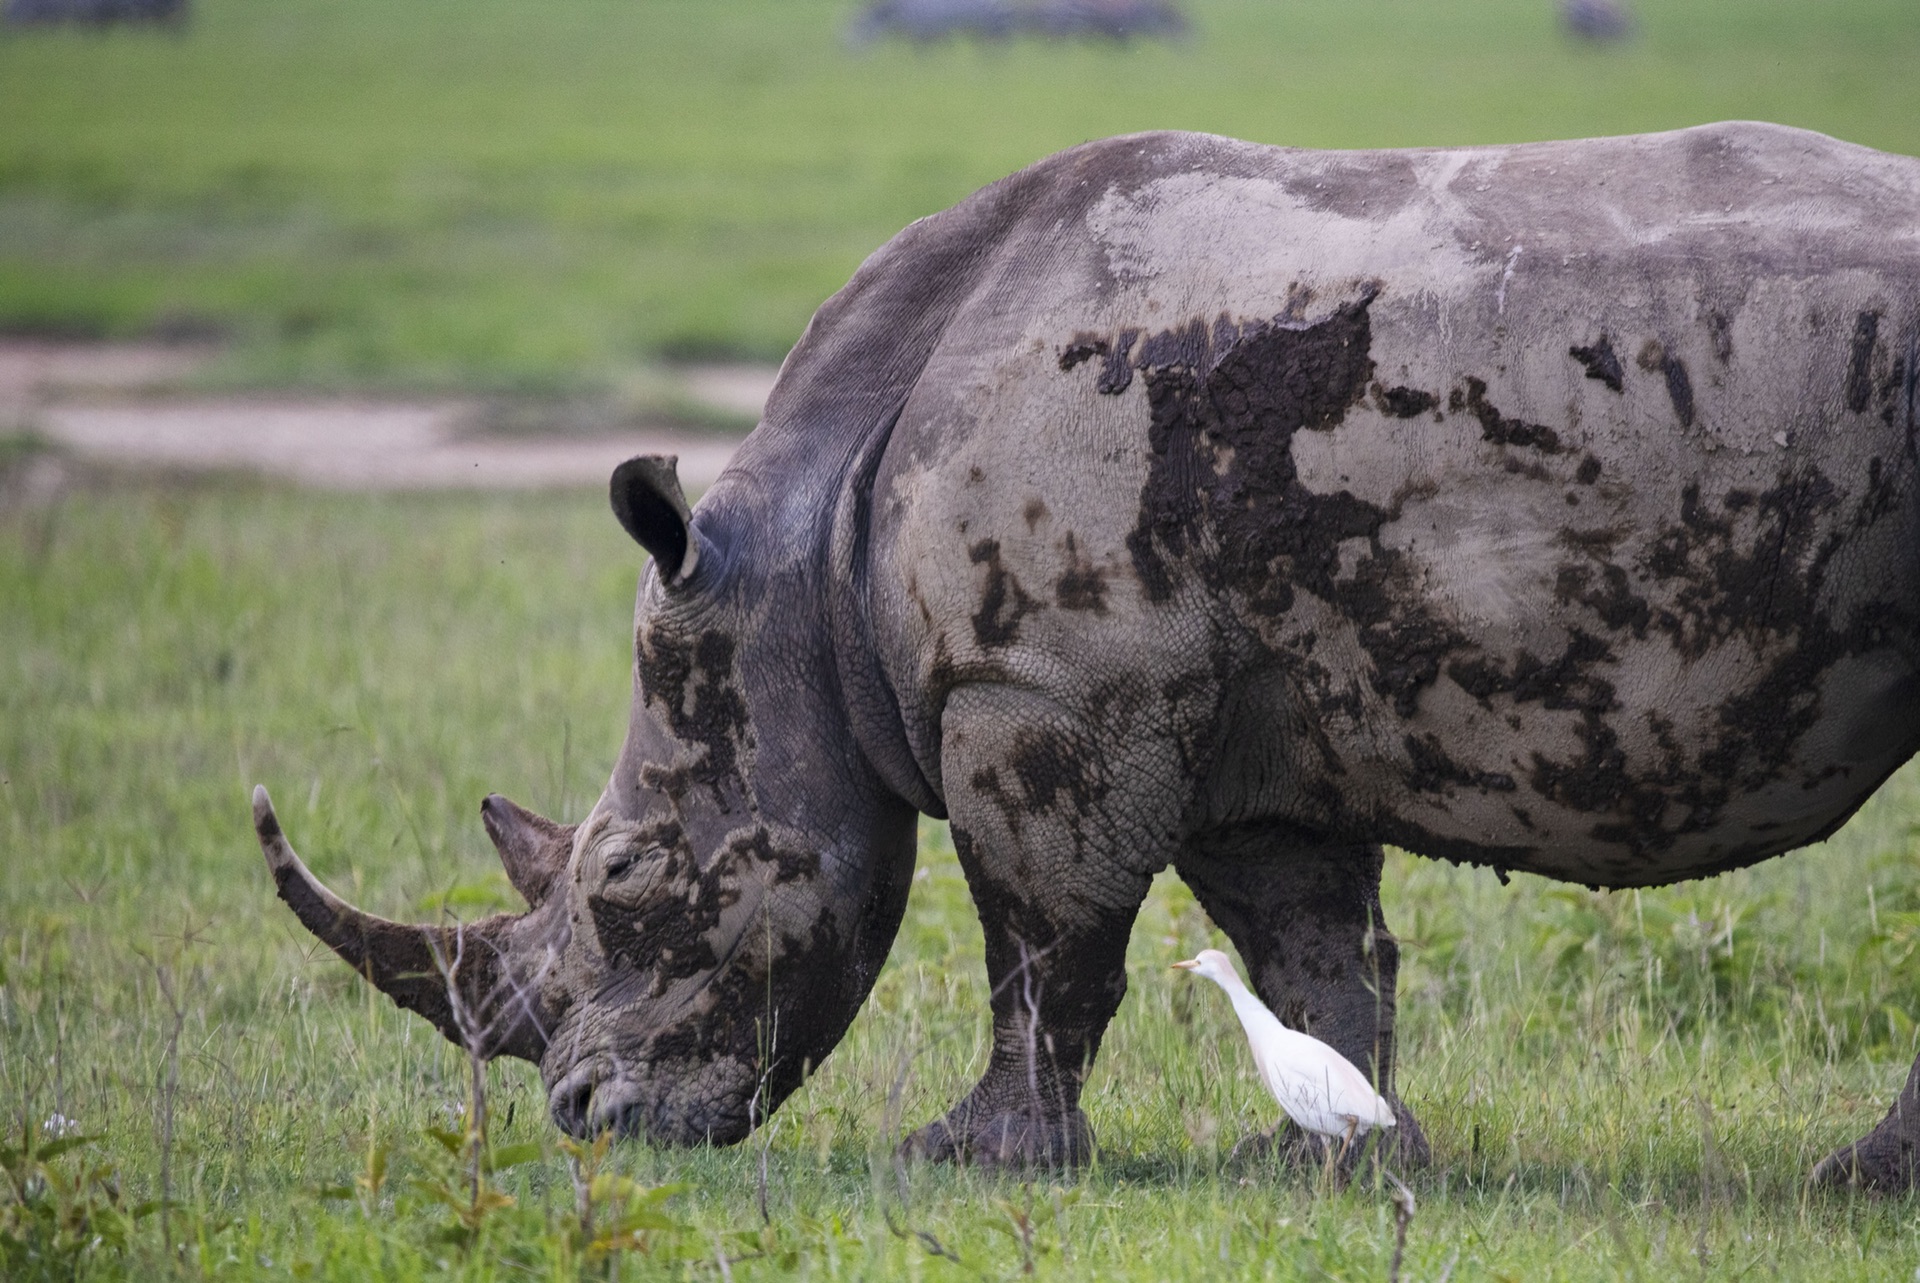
(256, 121, 1920, 1188)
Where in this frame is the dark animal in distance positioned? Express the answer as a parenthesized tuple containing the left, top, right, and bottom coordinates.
(256, 121, 1920, 1191)
(846, 0, 1015, 44)
(846, 0, 1187, 46)
(1559, 0, 1634, 42)
(1022, 0, 1187, 42)
(2, 0, 186, 26)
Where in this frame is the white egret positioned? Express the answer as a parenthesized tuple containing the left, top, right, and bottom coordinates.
(1174, 948, 1396, 1150)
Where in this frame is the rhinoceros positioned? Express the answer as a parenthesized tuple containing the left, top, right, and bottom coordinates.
(253, 119, 1920, 1188)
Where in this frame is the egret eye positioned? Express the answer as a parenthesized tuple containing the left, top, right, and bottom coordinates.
(604, 850, 638, 880)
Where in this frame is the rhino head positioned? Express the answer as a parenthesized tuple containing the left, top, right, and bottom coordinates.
(256, 454, 922, 1144)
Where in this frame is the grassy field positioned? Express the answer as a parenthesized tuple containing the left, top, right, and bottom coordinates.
(7, 0, 1920, 1276)
(1, 0, 1919, 391)
(5, 472, 1920, 1280)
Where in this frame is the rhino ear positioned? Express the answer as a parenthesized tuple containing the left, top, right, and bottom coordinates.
(611, 455, 701, 586)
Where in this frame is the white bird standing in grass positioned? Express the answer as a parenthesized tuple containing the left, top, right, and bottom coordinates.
(1174, 948, 1396, 1150)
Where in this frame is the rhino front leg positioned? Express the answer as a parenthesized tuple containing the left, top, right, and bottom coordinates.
(904, 692, 1167, 1167)
(1812, 1054, 1920, 1192)
(1175, 833, 1430, 1167)
(903, 824, 1146, 1167)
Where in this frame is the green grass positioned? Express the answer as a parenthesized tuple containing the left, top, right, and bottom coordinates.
(6, 472, 1920, 1279)
(2, 0, 1919, 390)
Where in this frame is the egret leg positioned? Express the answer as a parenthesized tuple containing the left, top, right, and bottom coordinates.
(1316, 1131, 1347, 1194)
(1174, 833, 1429, 1166)
(1335, 1118, 1359, 1167)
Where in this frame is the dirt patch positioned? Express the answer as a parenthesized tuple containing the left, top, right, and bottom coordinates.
(0, 340, 216, 408)
(1, 341, 772, 493)
(35, 401, 743, 492)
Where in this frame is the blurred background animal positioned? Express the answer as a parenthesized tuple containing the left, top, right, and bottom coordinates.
(848, 0, 1187, 45)
(1559, 0, 1634, 42)
(2, 0, 186, 27)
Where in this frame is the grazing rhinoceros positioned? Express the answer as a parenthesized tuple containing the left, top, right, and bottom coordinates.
(254, 119, 1920, 1188)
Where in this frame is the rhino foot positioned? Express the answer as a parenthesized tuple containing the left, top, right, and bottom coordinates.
(1384, 1098, 1432, 1167)
(1811, 1127, 1920, 1193)
(902, 1108, 1094, 1169)
(1811, 1055, 1920, 1193)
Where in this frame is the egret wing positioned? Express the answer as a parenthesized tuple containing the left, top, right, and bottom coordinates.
(1259, 1033, 1393, 1135)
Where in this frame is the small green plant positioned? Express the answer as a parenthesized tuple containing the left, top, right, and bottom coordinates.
(559, 1132, 689, 1266)
(408, 1122, 541, 1248)
(989, 1184, 1081, 1274)
(313, 1124, 390, 1220)
(319, 1110, 542, 1251)
(0, 1120, 150, 1282)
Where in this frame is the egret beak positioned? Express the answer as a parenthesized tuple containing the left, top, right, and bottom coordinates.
(1171, 959, 1198, 970)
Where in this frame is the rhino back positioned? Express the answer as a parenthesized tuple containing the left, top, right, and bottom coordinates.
(861, 122, 1920, 888)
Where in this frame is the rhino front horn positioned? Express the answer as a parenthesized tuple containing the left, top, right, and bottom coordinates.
(252, 785, 545, 1061)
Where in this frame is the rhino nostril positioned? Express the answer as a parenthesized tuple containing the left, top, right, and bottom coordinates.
(552, 1067, 646, 1138)
(552, 1077, 598, 1136)
(598, 1099, 645, 1139)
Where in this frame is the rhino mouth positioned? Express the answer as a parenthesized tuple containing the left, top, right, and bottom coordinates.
(546, 1058, 756, 1145)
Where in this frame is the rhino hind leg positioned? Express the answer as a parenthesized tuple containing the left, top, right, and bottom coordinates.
(1174, 834, 1430, 1169)
(904, 690, 1170, 1167)
(1812, 1054, 1920, 1192)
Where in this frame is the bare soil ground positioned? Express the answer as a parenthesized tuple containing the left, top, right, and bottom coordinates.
(0, 340, 770, 494)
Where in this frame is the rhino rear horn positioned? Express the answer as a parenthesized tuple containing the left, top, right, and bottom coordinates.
(252, 786, 545, 1061)
(611, 454, 702, 586)
(480, 793, 574, 908)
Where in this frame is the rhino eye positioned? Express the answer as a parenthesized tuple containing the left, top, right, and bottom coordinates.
(604, 850, 638, 880)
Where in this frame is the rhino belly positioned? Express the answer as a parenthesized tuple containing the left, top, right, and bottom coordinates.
(1246, 416, 1920, 888)
(1306, 634, 1920, 887)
